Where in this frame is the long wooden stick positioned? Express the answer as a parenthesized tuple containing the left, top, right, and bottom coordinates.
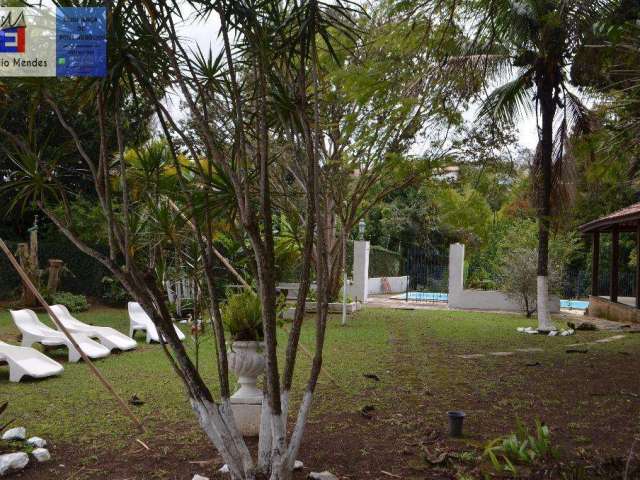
(166, 199, 251, 289)
(0, 238, 144, 431)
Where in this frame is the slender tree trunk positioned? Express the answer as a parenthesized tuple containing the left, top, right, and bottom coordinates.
(536, 74, 556, 332)
(327, 245, 345, 301)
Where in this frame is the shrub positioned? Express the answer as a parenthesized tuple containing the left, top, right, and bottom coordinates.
(498, 219, 578, 316)
(221, 289, 263, 341)
(484, 420, 557, 475)
(51, 291, 89, 313)
(306, 289, 317, 302)
(369, 245, 402, 277)
(100, 276, 129, 306)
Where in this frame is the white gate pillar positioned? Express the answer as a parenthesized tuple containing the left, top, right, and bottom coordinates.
(448, 243, 465, 297)
(352, 240, 370, 303)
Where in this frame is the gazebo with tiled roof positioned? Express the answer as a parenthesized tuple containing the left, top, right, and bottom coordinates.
(579, 202, 640, 310)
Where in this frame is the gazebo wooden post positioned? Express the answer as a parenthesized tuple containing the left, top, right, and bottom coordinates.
(636, 223, 640, 308)
(611, 226, 620, 303)
(592, 232, 600, 297)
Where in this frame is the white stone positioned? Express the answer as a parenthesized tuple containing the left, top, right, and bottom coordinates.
(2, 427, 26, 441)
(294, 460, 304, 470)
(308, 471, 338, 480)
(218, 464, 230, 474)
(560, 329, 575, 336)
(548, 330, 558, 336)
(32, 448, 50, 463)
(517, 327, 525, 332)
(0, 452, 29, 476)
(192, 475, 210, 480)
(26, 437, 46, 448)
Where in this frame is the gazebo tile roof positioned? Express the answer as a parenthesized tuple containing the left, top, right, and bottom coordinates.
(579, 202, 640, 233)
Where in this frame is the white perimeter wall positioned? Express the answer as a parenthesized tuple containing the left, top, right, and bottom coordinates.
(279, 240, 406, 302)
(448, 243, 560, 313)
(367, 276, 408, 295)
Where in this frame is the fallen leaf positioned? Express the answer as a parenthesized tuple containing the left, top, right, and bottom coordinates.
(361, 405, 376, 419)
(380, 470, 401, 478)
(129, 394, 145, 406)
(423, 449, 448, 465)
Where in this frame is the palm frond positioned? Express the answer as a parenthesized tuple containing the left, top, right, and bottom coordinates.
(477, 68, 534, 124)
(550, 117, 577, 213)
(564, 89, 595, 136)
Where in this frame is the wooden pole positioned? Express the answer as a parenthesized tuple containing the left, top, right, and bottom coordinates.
(47, 259, 64, 294)
(592, 232, 600, 297)
(636, 224, 640, 308)
(0, 238, 144, 432)
(611, 227, 619, 303)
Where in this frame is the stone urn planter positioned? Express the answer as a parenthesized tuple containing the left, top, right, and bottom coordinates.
(228, 341, 266, 403)
(228, 341, 265, 436)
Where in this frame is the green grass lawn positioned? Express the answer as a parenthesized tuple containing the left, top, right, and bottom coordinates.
(1, 305, 639, 478)
(0, 306, 389, 446)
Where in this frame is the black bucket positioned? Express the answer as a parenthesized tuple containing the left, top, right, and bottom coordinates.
(447, 411, 465, 437)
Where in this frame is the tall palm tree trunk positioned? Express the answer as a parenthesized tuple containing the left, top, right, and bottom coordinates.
(536, 74, 556, 332)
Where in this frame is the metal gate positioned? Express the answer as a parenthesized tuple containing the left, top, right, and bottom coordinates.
(403, 247, 448, 303)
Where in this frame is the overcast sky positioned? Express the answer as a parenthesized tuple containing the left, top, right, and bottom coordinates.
(30, 0, 540, 150)
(173, 8, 541, 151)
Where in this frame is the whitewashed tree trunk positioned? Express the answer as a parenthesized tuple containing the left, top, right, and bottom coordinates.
(536, 275, 554, 332)
(191, 399, 254, 479)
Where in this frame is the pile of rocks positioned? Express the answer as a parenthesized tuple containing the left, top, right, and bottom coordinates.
(0, 427, 51, 476)
(516, 327, 575, 336)
(195, 460, 306, 480)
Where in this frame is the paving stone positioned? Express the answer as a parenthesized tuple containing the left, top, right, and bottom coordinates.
(309, 472, 338, 480)
(594, 335, 626, 343)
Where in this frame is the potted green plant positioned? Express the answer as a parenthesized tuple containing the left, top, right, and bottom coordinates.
(222, 290, 265, 403)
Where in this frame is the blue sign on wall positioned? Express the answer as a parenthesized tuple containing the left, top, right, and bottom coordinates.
(56, 7, 106, 77)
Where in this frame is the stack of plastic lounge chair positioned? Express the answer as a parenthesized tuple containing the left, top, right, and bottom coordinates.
(10, 309, 110, 363)
(50, 304, 137, 352)
(0, 340, 64, 382)
(128, 302, 185, 344)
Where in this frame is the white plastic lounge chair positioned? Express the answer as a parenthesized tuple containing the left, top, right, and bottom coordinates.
(10, 309, 110, 363)
(128, 302, 185, 343)
(50, 305, 137, 352)
(0, 340, 64, 382)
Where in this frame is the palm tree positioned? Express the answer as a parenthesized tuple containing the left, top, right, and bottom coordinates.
(476, 0, 609, 331)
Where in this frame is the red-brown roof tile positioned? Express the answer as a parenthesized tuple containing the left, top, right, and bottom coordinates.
(580, 202, 640, 233)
